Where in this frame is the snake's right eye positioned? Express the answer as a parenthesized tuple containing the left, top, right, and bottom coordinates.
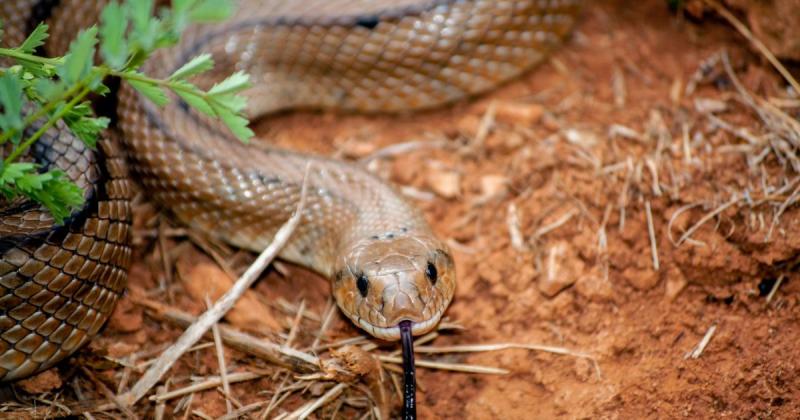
(356, 273, 369, 297)
(425, 261, 438, 285)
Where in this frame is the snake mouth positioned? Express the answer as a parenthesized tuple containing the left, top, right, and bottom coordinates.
(357, 309, 445, 341)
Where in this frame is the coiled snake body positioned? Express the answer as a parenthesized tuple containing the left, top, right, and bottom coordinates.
(0, 0, 580, 381)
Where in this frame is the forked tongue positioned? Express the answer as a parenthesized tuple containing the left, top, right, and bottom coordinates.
(400, 320, 416, 420)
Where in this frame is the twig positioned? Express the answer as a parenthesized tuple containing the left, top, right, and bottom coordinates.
(205, 296, 232, 414)
(469, 101, 497, 153)
(684, 324, 717, 359)
(378, 356, 508, 375)
(80, 367, 136, 419)
(507, 203, 529, 252)
(359, 138, 450, 164)
(645, 200, 660, 271)
(217, 400, 270, 420)
(414, 342, 600, 377)
(765, 275, 784, 305)
(119, 163, 314, 406)
(311, 299, 336, 351)
(132, 296, 321, 374)
(703, 0, 800, 94)
(149, 372, 264, 402)
(285, 300, 306, 348)
(765, 183, 800, 241)
(532, 209, 578, 240)
(284, 383, 348, 420)
(154, 384, 167, 420)
(676, 196, 740, 246)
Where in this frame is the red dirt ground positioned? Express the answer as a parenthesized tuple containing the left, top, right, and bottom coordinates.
(6, 1, 800, 418)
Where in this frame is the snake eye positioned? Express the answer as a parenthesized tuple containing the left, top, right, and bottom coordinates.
(425, 261, 438, 285)
(356, 273, 369, 297)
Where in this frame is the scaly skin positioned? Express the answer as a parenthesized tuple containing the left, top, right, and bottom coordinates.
(0, 0, 580, 381)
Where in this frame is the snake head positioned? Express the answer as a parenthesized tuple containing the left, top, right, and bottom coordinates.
(333, 233, 455, 340)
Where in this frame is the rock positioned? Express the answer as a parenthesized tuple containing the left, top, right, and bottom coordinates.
(108, 296, 143, 333)
(18, 369, 62, 394)
(665, 266, 688, 301)
(575, 271, 615, 302)
(621, 266, 660, 290)
(493, 101, 545, 126)
(538, 242, 584, 297)
(426, 168, 461, 199)
(480, 175, 509, 199)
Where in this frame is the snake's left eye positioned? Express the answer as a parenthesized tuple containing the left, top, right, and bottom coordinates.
(356, 273, 369, 297)
(425, 261, 438, 285)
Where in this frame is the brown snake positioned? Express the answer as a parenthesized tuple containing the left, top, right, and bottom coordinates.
(0, 0, 580, 382)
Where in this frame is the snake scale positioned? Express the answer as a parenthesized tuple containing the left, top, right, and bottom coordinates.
(0, 0, 580, 382)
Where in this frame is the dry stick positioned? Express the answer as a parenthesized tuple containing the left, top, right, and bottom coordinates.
(217, 400, 271, 420)
(532, 208, 578, 240)
(154, 384, 167, 420)
(506, 203, 528, 252)
(118, 164, 314, 406)
(285, 299, 306, 348)
(132, 297, 321, 374)
(703, 0, 800, 95)
(378, 356, 508, 375)
(412, 342, 600, 376)
(676, 196, 741, 246)
(765, 275, 785, 305)
(80, 367, 137, 419)
(284, 383, 349, 420)
(204, 296, 232, 415)
(150, 372, 264, 403)
(360, 138, 451, 164)
(684, 324, 717, 359)
(645, 200, 660, 271)
(311, 299, 336, 351)
(260, 374, 290, 419)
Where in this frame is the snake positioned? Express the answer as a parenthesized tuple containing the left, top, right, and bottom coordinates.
(0, 0, 580, 382)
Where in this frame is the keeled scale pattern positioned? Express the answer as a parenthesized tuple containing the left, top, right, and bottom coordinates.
(0, 124, 132, 381)
(0, 0, 580, 379)
(120, 0, 581, 276)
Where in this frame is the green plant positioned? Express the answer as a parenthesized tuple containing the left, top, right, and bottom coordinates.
(0, 0, 253, 223)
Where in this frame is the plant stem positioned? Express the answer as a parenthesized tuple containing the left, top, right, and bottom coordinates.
(4, 85, 93, 165)
(0, 47, 61, 66)
(0, 82, 86, 145)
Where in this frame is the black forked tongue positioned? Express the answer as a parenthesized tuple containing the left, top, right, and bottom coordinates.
(399, 320, 416, 420)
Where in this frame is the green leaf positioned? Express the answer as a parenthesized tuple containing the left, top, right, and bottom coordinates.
(129, 0, 159, 53)
(189, 0, 234, 22)
(212, 105, 253, 142)
(211, 93, 246, 113)
(57, 26, 99, 85)
(0, 162, 36, 188)
(0, 163, 85, 224)
(172, 0, 195, 14)
(0, 72, 24, 143)
(172, 80, 215, 116)
(175, 91, 214, 116)
(169, 53, 214, 80)
(99, 1, 129, 69)
(62, 102, 108, 147)
(32, 78, 65, 102)
(207, 71, 250, 96)
(127, 75, 169, 106)
(18, 23, 49, 54)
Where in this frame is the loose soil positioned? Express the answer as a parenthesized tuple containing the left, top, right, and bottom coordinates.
(6, 1, 800, 418)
